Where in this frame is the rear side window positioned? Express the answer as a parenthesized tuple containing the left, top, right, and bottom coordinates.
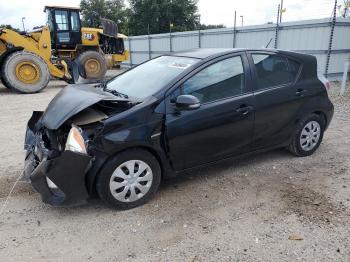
(252, 54, 299, 90)
(288, 58, 301, 80)
(183, 56, 245, 103)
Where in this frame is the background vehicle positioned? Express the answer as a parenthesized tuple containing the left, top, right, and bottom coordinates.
(0, 5, 128, 93)
(23, 49, 334, 209)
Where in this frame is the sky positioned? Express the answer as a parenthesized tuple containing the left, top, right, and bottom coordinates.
(0, 0, 336, 31)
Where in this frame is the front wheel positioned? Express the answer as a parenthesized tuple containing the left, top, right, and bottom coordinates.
(96, 149, 161, 210)
(288, 113, 325, 157)
(1, 51, 49, 93)
(0, 76, 10, 89)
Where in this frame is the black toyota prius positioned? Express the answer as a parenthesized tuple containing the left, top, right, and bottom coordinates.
(24, 48, 334, 209)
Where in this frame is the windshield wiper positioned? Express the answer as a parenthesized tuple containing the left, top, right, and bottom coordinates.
(94, 82, 129, 99)
(104, 88, 129, 99)
(94, 81, 108, 90)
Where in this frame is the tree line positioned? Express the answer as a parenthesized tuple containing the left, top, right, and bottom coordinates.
(80, 0, 225, 36)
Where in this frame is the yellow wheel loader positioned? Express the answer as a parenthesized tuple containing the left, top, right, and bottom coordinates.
(0, 5, 128, 93)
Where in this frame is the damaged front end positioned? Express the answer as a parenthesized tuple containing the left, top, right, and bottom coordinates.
(23, 84, 136, 206)
(24, 111, 93, 206)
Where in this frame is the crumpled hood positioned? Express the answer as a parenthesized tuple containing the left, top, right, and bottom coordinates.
(41, 84, 129, 130)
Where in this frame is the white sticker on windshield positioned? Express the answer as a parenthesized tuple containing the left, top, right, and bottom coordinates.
(168, 62, 192, 70)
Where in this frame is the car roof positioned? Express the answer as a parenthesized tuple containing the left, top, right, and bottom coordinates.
(171, 48, 302, 60)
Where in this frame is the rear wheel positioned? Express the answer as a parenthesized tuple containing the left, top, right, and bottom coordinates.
(288, 114, 325, 157)
(76, 51, 107, 80)
(1, 51, 49, 93)
(96, 149, 161, 210)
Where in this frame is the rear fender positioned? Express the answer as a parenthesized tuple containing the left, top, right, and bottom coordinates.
(294, 95, 334, 128)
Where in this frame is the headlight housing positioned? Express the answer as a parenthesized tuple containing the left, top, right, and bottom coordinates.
(65, 126, 87, 154)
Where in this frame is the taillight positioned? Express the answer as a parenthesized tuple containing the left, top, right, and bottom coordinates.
(318, 73, 331, 91)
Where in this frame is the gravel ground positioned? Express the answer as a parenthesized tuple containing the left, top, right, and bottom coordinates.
(0, 75, 349, 262)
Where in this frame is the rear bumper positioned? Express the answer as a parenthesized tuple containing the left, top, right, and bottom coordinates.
(24, 112, 92, 206)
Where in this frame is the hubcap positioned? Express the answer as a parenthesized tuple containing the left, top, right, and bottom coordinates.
(109, 160, 153, 203)
(300, 121, 321, 151)
(15, 61, 40, 84)
(85, 58, 101, 75)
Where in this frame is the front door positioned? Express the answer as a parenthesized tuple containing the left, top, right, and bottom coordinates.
(165, 54, 255, 170)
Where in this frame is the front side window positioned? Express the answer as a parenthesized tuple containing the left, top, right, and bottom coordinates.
(252, 54, 292, 90)
(55, 10, 69, 31)
(183, 56, 245, 103)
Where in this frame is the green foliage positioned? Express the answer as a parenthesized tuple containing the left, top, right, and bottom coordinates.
(80, 0, 129, 33)
(79, 0, 225, 35)
(0, 24, 20, 32)
(128, 0, 200, 35)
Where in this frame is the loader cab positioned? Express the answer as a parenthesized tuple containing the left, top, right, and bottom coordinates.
(45, 6, 82, 49)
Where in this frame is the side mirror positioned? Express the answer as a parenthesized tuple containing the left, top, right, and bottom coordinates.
(176, 95, 200, 110)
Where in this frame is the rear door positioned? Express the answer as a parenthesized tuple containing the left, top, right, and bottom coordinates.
(247, 52, 303, 150)
(165, 53, 255, 170)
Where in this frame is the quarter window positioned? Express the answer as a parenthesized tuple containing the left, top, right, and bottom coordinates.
(252, 54, 292, 90)
(183, 56, 245, 103)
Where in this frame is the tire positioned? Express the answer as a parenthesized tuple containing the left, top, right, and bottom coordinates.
(96, 149, 161, 210)
(76, 51, 107, 80)
(0, 75, 10, 89)
(2, 51, 49, 93)
(288, 113, 325, 157)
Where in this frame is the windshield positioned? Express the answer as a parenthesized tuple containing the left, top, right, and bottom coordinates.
(107, 56, 200, 99)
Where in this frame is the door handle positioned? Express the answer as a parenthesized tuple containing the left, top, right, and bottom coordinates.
(295, 89, 307, 96)
(236, 105, 254, 115)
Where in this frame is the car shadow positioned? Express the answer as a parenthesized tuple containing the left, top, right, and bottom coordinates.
(160, 148, 291, 191)
(4, 148, 293, 217)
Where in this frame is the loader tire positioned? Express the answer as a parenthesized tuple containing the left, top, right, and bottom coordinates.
(2, 51, 50, 93)
(0, 76, 10, 89)
(76, 51, 107, 80)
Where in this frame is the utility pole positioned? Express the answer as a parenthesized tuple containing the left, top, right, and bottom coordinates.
(147, 24, 151, 60)
(21, 17, 26, 32)
(233, 10, 237, 48)
(198, 15, 201, 48)
(280, 0, 284, 23)
(274, 4, 281, 49)
(240, 15, 244, 27)
(325, 0, 337, 77)
(169, 22, 173, 52)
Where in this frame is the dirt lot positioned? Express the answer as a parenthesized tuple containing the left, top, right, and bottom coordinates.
(0, 74, 349, 262)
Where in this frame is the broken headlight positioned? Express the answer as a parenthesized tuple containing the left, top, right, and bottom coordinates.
(65, 126, 87, 154)
(46, 177, 58, 189)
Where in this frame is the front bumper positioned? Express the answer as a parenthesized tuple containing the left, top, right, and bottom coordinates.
(24, 112, 92, 206)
